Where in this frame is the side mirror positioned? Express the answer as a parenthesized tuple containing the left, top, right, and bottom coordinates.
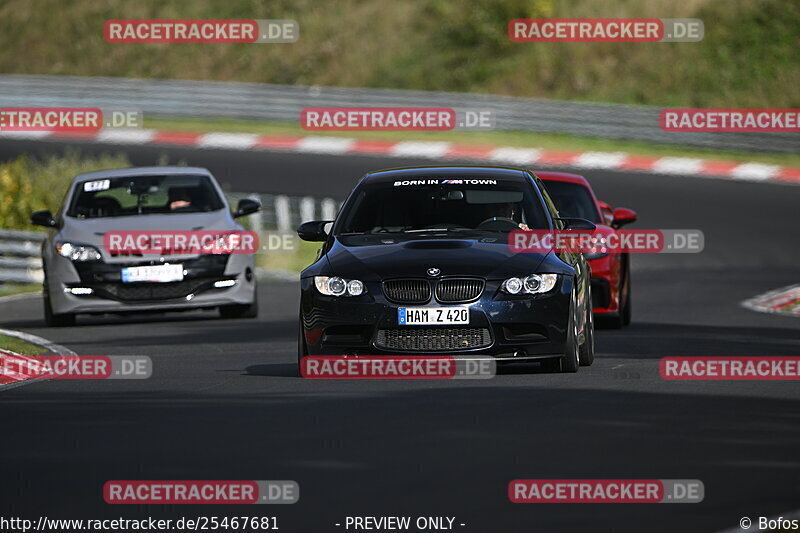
(598, 201, 614, 225)
(31, 210, 56, 227)
(297, 220, 333, 242)
(555, 217, 596, 231)
(612, 207, 637, 229)
(233, 198, 260, 218)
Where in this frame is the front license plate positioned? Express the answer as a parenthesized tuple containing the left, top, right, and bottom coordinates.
(398, 306, 469, 326)
(121, 264, 184, 283)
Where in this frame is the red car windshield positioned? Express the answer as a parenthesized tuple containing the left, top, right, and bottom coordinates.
(542, 180, 602, 224)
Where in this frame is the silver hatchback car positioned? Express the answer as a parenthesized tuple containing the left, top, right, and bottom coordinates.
(30, 167, 260, 326)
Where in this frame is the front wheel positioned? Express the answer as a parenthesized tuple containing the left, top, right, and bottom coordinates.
(219, 292, 259, 319)
(560, 295, 580, 373)
(579, 289, 595, 367)
(43, 281, 75, 327)
(297, 313, 308, 377)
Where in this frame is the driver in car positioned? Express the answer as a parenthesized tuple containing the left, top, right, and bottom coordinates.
(168, 188, 192, 211)
(487, 202, 530, 230)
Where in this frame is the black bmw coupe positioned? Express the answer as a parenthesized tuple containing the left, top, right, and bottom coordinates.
(297, 166, 595, 373)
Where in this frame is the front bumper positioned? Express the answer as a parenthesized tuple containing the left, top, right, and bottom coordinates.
(300, 277, 573, 358)
(46, 253, 256, 315)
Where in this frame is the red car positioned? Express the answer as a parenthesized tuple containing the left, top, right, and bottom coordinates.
(537, 171, 637, 328)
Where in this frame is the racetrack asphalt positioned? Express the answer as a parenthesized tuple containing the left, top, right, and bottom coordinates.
(1, 137, 799, 532)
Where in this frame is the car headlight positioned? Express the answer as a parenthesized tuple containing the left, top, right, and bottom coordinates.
(56, 242, 102, 262)
(584, 235, 610, 260)
(314, 276, 366, 297)
(501, 274, 558, 295)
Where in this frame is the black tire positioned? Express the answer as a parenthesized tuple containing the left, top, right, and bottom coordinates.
(561, 295, 580, 373)
(597, 258, 631, 330)
(219, 293, 258, 319)
(43, 282, 75, 327)
(540, 358, 562, 373)
(297, 313, 308, 377)
(579, 288, 595, 367)
(621, 263, 632, 326)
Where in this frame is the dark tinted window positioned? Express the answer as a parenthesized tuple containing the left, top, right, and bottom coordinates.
(541, 180, 601, 223)
(337, 178, 548, 233)
(68, 175, 224, 218)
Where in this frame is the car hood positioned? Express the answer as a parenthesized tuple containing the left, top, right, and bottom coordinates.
(324, 234, 551, 281)
(56, 211, 238, 249)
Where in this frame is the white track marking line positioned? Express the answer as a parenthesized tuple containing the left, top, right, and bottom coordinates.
(0, 328, 76, 357)
(0, 131, 54, 139)
(487, 147, 542, 166)
(389, 141, 451, 158)
(6, 127, 800, 183)
(0, 328, 76, 392)
(573, 152, 628, 169)
(197, 132, 260, 150)
(96, 129, 157, 144)
(653, 157, 704, 175)
(730, 162, 780, 181)
(295, 136, 355, 154)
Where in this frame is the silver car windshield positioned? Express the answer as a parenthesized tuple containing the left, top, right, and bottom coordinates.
(67, 175, 225, 218)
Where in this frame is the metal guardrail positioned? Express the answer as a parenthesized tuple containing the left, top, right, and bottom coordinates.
(0, 230, 44, 283)
(0, 74, 795, 153)
(0, 194, 338, 284)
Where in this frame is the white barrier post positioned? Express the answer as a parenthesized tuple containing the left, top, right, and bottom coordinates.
(275, 195, 291, 232)
(300, 196, 315, 223)
(248, 194, 263, 235)
(321, 198, 337, 221)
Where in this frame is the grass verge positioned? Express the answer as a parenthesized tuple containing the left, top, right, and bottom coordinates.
(0, 333, 49, 355)
(258, 240, 320, 275)
(0, 284, 41, 297)
(0, 151, 133, 230)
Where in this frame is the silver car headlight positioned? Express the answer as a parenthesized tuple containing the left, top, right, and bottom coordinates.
(501, 274, 559, 295)
(56, 242, 102, 262)
(314, 276, 366, 297)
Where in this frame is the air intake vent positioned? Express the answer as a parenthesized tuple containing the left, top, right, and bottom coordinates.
(383, 279, 431, 304)
(435, 279, 484, 303)
(376, 327, 492, 351)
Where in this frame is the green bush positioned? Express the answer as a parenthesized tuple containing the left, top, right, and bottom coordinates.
(0, 152, 131, 230)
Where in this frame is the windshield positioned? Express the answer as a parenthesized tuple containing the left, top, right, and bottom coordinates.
(541, 180, 601, 224)
(336, 178, 548, 234)
(67, 174, 225, 218)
